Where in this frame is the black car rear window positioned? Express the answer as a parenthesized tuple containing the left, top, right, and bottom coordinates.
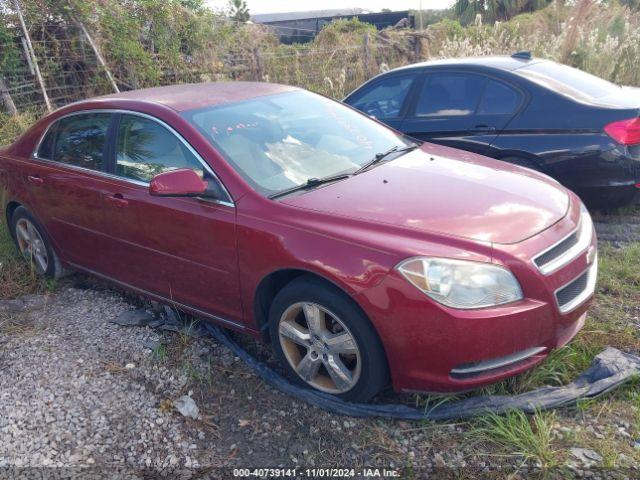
(515, 61, 620, 101)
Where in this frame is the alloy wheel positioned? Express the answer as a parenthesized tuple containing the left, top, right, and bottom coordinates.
(277, 302, 361, 394)
(15, 218, 48, 274)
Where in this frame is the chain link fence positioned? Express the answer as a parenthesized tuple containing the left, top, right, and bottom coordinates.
(0, 4, 417, 117)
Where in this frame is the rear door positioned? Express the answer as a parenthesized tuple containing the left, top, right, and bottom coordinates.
(401, 71, 522, 155)
(25, 112, 116, 272)
(97, 112, 242, 323)
(345, 73, 418, 130)
(476, 78, 526, 150)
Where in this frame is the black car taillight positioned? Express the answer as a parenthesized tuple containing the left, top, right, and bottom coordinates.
(604, 117, 640, 145)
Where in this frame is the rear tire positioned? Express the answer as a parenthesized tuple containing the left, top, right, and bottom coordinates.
(268, 275, 389, 402)
(10, 206, 66, 279)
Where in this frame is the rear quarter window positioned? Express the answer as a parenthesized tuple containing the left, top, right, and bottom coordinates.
(477, 80, 522, 115)
(36, 113, 112, 171)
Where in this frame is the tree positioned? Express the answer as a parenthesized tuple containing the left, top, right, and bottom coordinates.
(228, 0, 250, 22)
(453, 0, 551, 25)
(179, 0, 205, 11)
(619, 0, 640, 10)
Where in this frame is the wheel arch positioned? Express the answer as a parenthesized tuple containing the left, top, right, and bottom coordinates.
(5, 200, 23, 239)
(253, 268, 375, 344)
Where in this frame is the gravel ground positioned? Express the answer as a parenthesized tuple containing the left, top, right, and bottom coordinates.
(0, 287, 219, 475)
(592, 197, 640, 244)
(0, 283, 393, 476)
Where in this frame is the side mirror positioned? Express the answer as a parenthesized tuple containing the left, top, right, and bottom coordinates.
(149, 169, 208, 197)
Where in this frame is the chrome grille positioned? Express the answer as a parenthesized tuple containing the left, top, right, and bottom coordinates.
(533, 206, 593, 275)
(534, 232, 579, 269)
(556, 271, 588, 308)
(554, 257, 598, 314)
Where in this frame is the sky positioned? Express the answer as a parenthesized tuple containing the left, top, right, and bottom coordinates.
(206, 0, 455, 15)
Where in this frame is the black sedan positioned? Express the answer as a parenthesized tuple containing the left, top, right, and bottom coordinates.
(344, 53, 640, 207)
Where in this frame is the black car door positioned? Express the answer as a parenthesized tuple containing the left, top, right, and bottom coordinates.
(400, 70, 523, 156)
(474, 78, 526, 154)
(345, 73, 418, 130)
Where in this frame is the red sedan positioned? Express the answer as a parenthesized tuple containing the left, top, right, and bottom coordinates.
(0, 83, 597, 402)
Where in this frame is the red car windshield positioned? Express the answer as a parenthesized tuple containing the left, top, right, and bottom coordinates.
(182, 90, 409, 196)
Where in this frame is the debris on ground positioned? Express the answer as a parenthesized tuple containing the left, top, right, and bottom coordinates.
(174, 395, 199, 420)
(570, 447, 603, 466)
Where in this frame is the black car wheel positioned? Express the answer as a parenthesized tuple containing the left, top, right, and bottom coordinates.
(269, 275, 389, 402)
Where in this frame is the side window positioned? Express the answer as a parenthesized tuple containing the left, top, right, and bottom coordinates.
(477, 80, 522, 115)
(116, 115, 204, 183)
(51, 113, 111, 170)
(350, 76, 414, 119)
(415, 73, 486, 117)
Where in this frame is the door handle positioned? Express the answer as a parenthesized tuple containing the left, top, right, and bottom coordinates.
(472, 125, 497, 134)
(104, 193, 128, 208)
(27, 175, 44, 185)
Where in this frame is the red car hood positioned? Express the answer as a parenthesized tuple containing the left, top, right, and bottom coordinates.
(281, 145, 569, 245)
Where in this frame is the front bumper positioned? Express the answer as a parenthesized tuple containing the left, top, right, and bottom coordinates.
(356, 198, 597, 393)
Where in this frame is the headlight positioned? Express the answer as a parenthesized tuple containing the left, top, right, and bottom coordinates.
(397, 257, 523, 309)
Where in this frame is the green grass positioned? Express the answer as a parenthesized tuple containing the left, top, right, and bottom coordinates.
(473, 410, 558, 468)
(1, 113, 44, 299)
(0, 112, 47, 299)
(597, 242, 640, 296)
(153, 343, 168, 361)
(0, 221, 46, 299)
(0, 113, 33, 147)
(511, 343, 598, 393)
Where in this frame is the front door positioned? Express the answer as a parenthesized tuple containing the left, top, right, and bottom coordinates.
(98, 113, 242, 323)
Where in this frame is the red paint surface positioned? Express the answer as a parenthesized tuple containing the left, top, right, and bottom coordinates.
(149, 169, 208, 197)
(0, 83, 595, 393)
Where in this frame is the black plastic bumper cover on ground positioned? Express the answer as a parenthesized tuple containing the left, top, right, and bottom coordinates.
(205, 324, 640, 421)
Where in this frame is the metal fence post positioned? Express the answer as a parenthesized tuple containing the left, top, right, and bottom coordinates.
(0, 77, 18, 116)
(78, 22, 119, 93)
(13, 0, 52, 112)
(362, 32, 373, 78)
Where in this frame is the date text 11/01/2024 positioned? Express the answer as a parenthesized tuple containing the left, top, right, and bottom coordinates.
(233, 468, 400, 477)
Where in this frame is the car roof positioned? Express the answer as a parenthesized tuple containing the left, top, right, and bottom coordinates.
(92, 82, 299, 112)
(391, 55, 545, 73)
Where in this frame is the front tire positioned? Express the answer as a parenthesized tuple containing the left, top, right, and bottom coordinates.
(10, 206, 65, 278)
(269, 275, 389, 402)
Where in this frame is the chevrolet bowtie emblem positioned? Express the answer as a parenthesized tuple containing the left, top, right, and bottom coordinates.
(586, 246, 596, 265)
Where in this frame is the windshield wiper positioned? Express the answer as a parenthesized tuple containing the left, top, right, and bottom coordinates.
(269, 173, 352, 199)
(353, 143, 419, 175)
